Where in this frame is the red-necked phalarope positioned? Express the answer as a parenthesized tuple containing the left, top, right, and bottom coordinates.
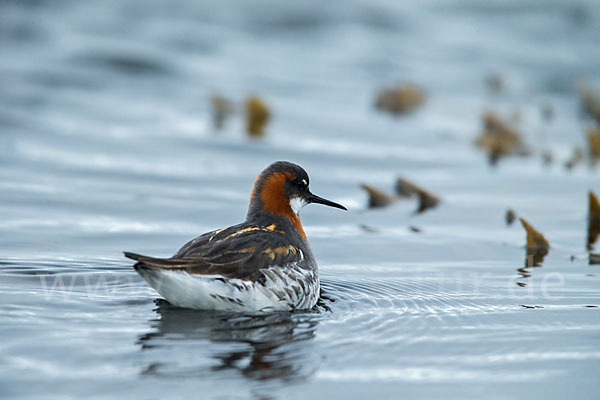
(125, 161, 346, 312)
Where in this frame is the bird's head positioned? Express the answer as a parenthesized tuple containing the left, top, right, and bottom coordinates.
(247, 161, 346, 239)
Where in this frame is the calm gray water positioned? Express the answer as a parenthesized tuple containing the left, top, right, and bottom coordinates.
(1, 0, 599, 399)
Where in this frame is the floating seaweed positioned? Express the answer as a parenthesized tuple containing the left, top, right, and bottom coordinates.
(588, 190, 600, 251)
(395, 178, 440, 213)
(395, 178, 420, 197)
(587, 126, 600, 161)
(416, 189, 440, 214)
(210, 94, 234, 130)
(361, 178, 439, 212)
(475, 110, 527, 164)
(520, 217, 550, 268)
(505, 209, 516, 226)
(374, 84, 425, 115)
(244, 95, 270, 137)
(577, 83, 600, 124)
(360, 184, 397, 208)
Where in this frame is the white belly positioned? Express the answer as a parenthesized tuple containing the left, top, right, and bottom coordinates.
(136, 265, 319, 312)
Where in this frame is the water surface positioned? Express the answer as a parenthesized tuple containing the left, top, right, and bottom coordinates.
(1, 0, 599, 399)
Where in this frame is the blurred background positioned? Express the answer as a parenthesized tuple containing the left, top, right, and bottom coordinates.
(1, 0, 599, 399)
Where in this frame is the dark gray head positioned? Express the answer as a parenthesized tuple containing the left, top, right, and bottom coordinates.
(246, 161, 346, 234)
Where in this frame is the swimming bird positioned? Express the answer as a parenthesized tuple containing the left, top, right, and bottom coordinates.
(125, 161, 346, 312)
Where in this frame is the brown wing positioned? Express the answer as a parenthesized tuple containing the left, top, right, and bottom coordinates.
(124, 223, 303, 282)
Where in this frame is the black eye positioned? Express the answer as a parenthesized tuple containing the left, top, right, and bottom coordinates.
(297, 179, 308, 189)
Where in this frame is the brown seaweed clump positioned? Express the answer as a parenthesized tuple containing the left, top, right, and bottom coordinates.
(587, 127, 600, 161)
(360, 178, 440, 213)
(244, 95, 270, 137)
(395, 178, 440, 213)
(395, 178, 421, 197)
(475, 110, 527, 164)
(520, 217, 550, 267)
(210, 94, 234, 130)
(360, 184, 397, 209)
(577, 83, 600, 124)
(374, 84, 425, 115)
(415, 189, 440, 214)
(588, 190, 600, 251)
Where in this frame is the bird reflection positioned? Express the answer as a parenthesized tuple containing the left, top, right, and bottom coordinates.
(137, 300, 320, 382)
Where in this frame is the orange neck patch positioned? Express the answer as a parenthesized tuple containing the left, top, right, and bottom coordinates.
(256, 171, 307, 240)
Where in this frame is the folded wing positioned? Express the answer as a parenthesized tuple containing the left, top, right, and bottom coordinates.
(124, 225, 303, 283)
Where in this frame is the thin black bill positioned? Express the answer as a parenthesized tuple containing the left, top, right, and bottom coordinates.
(307, 192, 347, 211)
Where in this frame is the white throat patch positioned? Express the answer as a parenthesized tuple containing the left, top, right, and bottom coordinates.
(290, 197, 308, 215)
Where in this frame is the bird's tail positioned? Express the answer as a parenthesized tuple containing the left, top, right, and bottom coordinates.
(123, 251, 143, 261)
(124, 251, 198, 271)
